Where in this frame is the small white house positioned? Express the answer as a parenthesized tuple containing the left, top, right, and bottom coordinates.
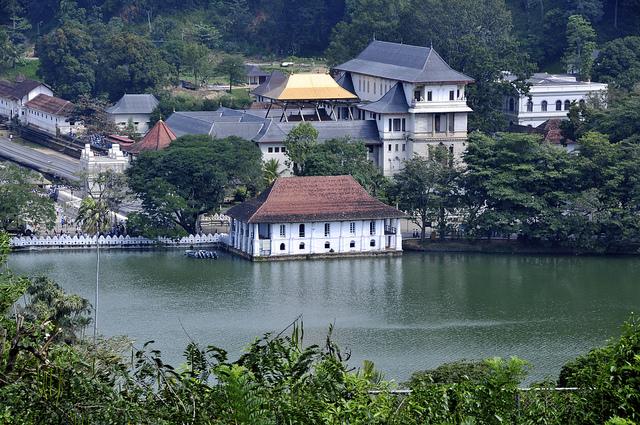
(0, 78, 53, 121)
(226, 175, 405, 260)
(106, 94, 159, 135)
(23, 94, 81, 136)
(504, 73, 608, 127)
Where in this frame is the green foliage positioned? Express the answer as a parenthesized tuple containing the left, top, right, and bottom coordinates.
(390, 149, 459, 240)
(216, 53, 247, 92)
(262, 158, 283, 186)
(408, 359, 492, 386)
(594, 36, 640, 90)
(0, 163, 56, 234)
(284, 122, 319, 176)
(126, 135, 263, 235)
(563, 14, 598, 80)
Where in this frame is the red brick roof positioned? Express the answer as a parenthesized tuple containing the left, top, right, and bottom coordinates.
(227, 175, 405, 223)
(24, 94, 74, 115)
(126, 120, 177, 154)
(0, 78, 48, 101)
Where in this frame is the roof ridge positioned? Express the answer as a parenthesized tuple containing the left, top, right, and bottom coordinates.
(246, 180, 279, 222)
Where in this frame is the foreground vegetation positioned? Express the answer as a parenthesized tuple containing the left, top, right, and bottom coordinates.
(0, 232, 638, 424)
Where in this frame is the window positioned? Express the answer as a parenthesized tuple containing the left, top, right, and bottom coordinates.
(541, 101, 548, 112)
(274, 147, 280, 153)
(435, 114, 443, 132)
(402, 118, 406, 131)
(373, 81, 376, 95)
(369, 221, 376, 235)
(299, 224, 305, 238)
(268, 147, 273, 153)
(281, 146, 286, 153)
(367, 145, 374, 153)
(526, 100, 533, 112)
(279, 225, 286, 237)
(349, 222, 355, 234)
(457, 89, 460, 99)
(564, 100, 571, 110)
(367, 80, 370, 92)
(370, 239, 376, 247)
(395, 144, 399, 151)
(555, 100, 562, 111)
(427, 91, 432, 101)
(414, 90, 421, 101)
(388, 144, 392, 151)
(324, 223, 330, 237)
(279, 243, 285, 251)
(450, 90, 455, 101)
(299, 242, 305, 249)
(377, 114, 381, 120)
(350, 240, 356, 248)
(449, 113, 455, 132)
(579, 99, 586, 107)
(324, 241, 330, 249)
(388, 119, 392, 131)
(358, 79, 362, 91)
(402, 144, 406, 151)
(508, 98, 515, 111)
(393, 118, 401, 131)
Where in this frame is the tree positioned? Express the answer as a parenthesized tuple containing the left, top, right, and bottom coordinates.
(216, 53, 246, 92)
(36, 20, 97, 99)
(126, 135, 263, 235)
(563, 15, 597, 80)
(0, 27, 20, 71)
(0, 164, 55, 234)
(284, 123, 318, 176)
(95, 31, 170, 101)
(71, 95, 118, 135)
(262, 158, 284, 187)
(593, 36, 640, 90)
(75, 197, 110, 235)
(164, 40, 214, 86)
(390, 150, 459, 240)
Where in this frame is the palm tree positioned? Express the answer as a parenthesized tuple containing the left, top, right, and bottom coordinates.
(75, 197, 111, 343)
(263, 159, 283, 186)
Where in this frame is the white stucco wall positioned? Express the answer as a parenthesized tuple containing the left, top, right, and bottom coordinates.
(110, 113, 153, 134)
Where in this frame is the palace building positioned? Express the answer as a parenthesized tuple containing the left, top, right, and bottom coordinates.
(226, 175, 405, 260)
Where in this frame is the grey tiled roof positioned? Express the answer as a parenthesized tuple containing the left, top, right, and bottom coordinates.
(165, 111, 215, 137)
(255, 119, 380, 144)
(336, 72, 355, 93)
(211, 122, 264, 140)
(359, 82, 409, 114)
(251, 71, 288, 97)
(106, 94, 159, 115)
(245, 64, 270, 78)
(334, 40, 474, 84)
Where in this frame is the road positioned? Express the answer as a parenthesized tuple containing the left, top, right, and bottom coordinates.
(0, 136, 80, 182)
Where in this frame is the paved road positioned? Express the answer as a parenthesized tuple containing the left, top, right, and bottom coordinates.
(0, 137, 80, 182)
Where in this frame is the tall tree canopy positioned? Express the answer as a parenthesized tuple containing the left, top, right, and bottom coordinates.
(126, 135, 262, 235)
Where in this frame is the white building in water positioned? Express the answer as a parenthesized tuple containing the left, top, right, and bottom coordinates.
(226, 175, 405, 260)
(503, 73, 608, 127)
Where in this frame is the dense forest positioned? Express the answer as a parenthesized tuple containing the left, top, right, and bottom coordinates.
(2, 0, 640, 132)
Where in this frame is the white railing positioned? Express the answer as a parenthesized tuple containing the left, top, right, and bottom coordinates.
(10, 233, 230, 248)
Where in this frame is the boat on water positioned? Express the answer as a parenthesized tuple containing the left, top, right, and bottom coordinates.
(185, 249, 218, 259)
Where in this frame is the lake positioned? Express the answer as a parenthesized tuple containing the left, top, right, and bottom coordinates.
(8, 249, 640, 383)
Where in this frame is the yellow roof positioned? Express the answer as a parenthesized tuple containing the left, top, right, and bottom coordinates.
(262, 73, 358, 101)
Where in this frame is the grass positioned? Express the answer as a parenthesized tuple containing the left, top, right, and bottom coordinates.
(0, 58, 40, 80)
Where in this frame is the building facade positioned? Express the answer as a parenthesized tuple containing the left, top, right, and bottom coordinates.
(226, 175, 404, 260)
(106, 94, 159, 135)
(22, 94, 81, 135)
(0, 78, 53, 122)
(504, 73, 607, 127)
(333, 40, 474, 175)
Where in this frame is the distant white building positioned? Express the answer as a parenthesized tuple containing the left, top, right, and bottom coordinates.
(106, 94, 159, 135)
(22, 94, 82, 136)
(226, 175, 405, 260)
(0, 78, 53, 121)
(504, 73, 608, 127)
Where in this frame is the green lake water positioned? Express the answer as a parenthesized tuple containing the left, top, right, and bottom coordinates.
(8, 250, 640, 383)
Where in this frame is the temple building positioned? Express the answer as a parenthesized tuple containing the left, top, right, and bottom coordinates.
(125, 119, 177, 154)
(226, 175, 404, 260)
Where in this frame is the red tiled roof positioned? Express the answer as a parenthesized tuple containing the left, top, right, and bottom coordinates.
(125, 120, 177, 154)
(107, 134, 135, 145)
(227, 175, 405, 223)
(0, 78, 48, 101)
(24, 94, 74, 115)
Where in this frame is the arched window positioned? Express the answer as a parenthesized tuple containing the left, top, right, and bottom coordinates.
(349, 240, 356, 248)
(370, 239, 376, 247)
(508, 98, 515, 112)
(555, 100, 562, 111)
(526, 100, 533, 112)
(279, 243, 285, 251)
(298, 224, 305, 238)
(541, 101, 548, 112)
(324, 241, 330, 249)
(299, 242, 305, 250)
(564, 100, 571, 110)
